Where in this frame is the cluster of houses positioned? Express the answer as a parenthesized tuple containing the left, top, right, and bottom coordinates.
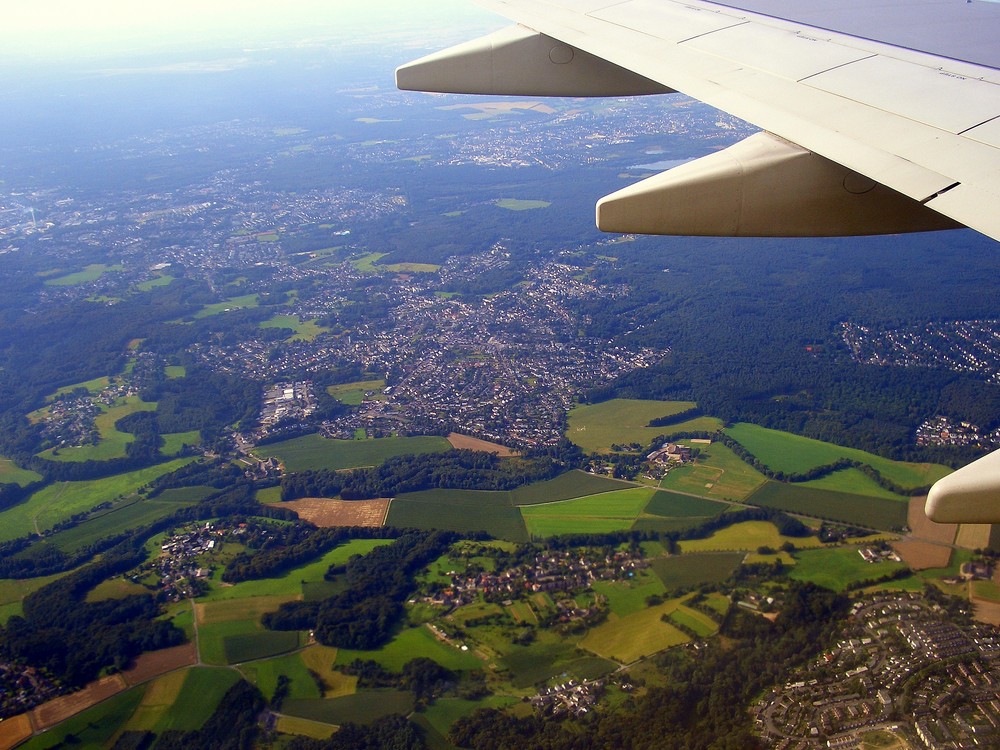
(528, 679, 604, 717)
(857, 547, 902, 564)
(0, 661, 60, 720)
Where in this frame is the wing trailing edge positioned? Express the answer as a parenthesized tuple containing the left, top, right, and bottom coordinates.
(926, 449, 1000, 524)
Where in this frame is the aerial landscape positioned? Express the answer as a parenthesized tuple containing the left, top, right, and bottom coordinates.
(1, 1, 1000, 749)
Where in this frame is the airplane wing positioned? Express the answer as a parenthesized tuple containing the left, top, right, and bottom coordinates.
(396, 0, 1000, 521)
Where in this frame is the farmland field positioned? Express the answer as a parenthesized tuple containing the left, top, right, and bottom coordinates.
(0, 458, 194, 542)
(275, 716, 338, 740)
(799, 468, 907, 499)
(725, 423, 950, 489)
(659, 441, 766, 501)
(520, 487, 656, 538)
(566, 399, 722, 453)
(259, 314, 330, 342)
(161, 430, 201, 456)
(44, 263, 124, 287)
(387, 489, 528, 542)
(643, 490, 728, 518)
(39, 395, 157, 462)
(193, 293, 260, 318)
(580, 597, 691, 663)
(592, 572, 667, 618)
(668, 605, 719, 637)
(283, 690, 414, 725)
(747, 481, 908, 530)
(789, 547, 908, 591)
(495, 198, 551, 211)
(0, 456, 41, 486)
(282, 497, 389, 527)
(334, 624, 482, 672)
(20, 687, 143, 750)
(254, 433, 451, 471)
(651, 553, 744, 590)
(678, 520, 823, 553)
(510, 470, 629, 505)
(224, 630, 301, 663)
(146, 668, 241, 732)
(327, 378, 386, 405)
(447, 432, 519, 456)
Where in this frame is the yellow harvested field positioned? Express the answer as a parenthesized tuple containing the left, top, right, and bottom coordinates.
(301, 645, 357, 698)
(123, 669, 189, 731)
(0, 713, 32, 750)
(276, 715, 338, 739)
(32, 674, 127, 730)
(447, 433, 519, 457)
(956, 523, 993, 551)
(283, 497, 390, 527)
(581, 599, 690, 664)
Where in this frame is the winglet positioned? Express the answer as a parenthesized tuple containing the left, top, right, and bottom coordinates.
(926, 449, 1000, 524)
(396, 25, 673, 97)
(596, 133, 961, 237)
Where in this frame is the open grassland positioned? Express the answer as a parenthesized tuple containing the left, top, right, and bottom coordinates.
(511, 470, 628, 505)
(566, 399, 722, 453)
(255, 433, 451, 471)
(260, 314, 330, 342)
(136, 273, 175, 292)
(644, 490, 728, 518)
(283, 690, 414, 726)
(421, 696, 520, 742)
(789, 547, 908, 591)
(492, 630, 586, 687)
(121, 669, 188, 731)
(0, 456, 41, 486)
(161, 430, 201, 456)
(196, 596, 302, 665)
(725, 423, 950, 489)
(495, 198, 552, 211)
(0, 458, 193, 542)
(521, 487, 655, 538)
(799, 468, 907, 499)
(301, 645, 354, 698)
(147, 668, 241, 732)
(651, 553, 744, 591)
(202, 539, 392, 602)
(50, 375, 112, 399)
(747, 481, 908, 530)
(335, 624, 483, 672)
(659, 441, 766, 501)
(20, 687, 143, 750)
(384, 262, 441, 273)
(678, 520, 823, 553)
(44, 263, 124, 287)
(193, 293, 260, 319)
(39, 395, 157, 462)
(388, 489, 528, 542)
(350, 252, 389, 273)
(86, 578, 148, 602)
(239, 652, 321, 702)
(327, 378, 386, 405)
(581, 597, 692, 663)
(0, 568, 78, 620)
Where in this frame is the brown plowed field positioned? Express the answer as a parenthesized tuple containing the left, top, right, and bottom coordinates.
(892, 540, 952, 570)
(906, 497, 957, 544)
(892, 498, 956, 569)
(0, 713, 32, 750)
(31, 674, 127, 730)
(122, 643, 197, 686)
(447, 433, 519, 457)
(973, 598, 1000, 626)
(282, 497, 390, 527)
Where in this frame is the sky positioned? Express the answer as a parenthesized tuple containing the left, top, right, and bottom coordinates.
(1, 0, 498, 64)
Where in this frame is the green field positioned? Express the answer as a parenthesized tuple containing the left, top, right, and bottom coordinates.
(283, 690, 414, 725)
(260, 314, 330, 342)
(566, 399, 722, 453)
(678, 520, 823, 553)
(43, 263, 124, 287)
(49, 494, 207, 552)
(224, 630, 301, 663)
(799, 468, 908, 499)
(747, 481, 909, 530)
(335, 624, 483, 672)
(0, 458, 194, 542)
(789, 547, 908, 591)
(197, 596, 301, 665)
(136, 273, 175, 291)
(651, 552, 744, 591)
(387, 489, 529, 542)
(580, 597, 691, 663)
(520, 487, 656, 538)
(164, 365, 186, 378)
(668, 605, 719, 637)
(643, 490, 728, 518)
(40, 395, 158, 462)
(725, 423, 950, 489)
(201, 539, 393, 602)
(495, 198, 552, 211)
(592, 573, 667, 618)
(384, 262, 441, 273)
(510, 470, 629, 505)
(659, 441, 766, 501)
(327, 378, 386, 405)
(254, 433, 451, 472)
(0, 456, 41, 486)
(18, 687, 144, 750)
(193, 293, 260, 318)
(161, 430, 201, 456)
(350, 252, 389, 273)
